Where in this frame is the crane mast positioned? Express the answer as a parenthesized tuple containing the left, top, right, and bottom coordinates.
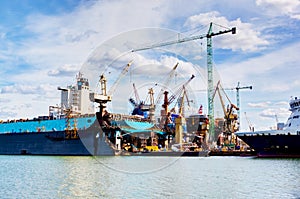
(235, 82, 252, 125)
(207, 22, 236, 141)
(207, 23, 214, 141)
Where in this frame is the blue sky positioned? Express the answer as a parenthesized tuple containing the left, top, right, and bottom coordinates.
(0, 0, 300, 131)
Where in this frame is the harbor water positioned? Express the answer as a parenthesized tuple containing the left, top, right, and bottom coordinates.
(0, 155, 299, 199)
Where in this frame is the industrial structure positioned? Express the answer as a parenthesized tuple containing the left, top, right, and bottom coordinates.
(232, 82, 252, 124)
(132, 22, 236, 141)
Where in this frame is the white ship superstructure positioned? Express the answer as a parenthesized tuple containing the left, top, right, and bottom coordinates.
(285, 96, 300, 131)
(51, 72, 95, 118)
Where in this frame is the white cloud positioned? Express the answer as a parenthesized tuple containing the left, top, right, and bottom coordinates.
(248, 101, 271, 108)
(0, 84, 56, 95)
(275, 101, 289, 106)
(48, 64, 79, 77)
(259, 108, 277, 118)
(259, 107, 290, 119)
(256, 0, 300, 19)
(0, 0, 171, 84)
(184, 11, 269, 52)
(0, 110, 17, 119)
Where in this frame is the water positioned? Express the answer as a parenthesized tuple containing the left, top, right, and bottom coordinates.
(0, 156, 299, 199)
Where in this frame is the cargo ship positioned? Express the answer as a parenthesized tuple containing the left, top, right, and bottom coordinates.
(236, 96, 300, 158)
(0, 72, 168, 155)
(0, 73, 101, 155)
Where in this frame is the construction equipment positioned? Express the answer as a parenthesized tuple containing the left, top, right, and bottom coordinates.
(160, 75, 195, 129)
(161, 76, 195, 148)
(129, 62, 179, 120)
(162, 74, 195, 113)
(108, 60, 133, 96)
(154, 62, 179, 106)
(129, 85, 156, 122)
(133, 83, 140, 105)
(129, 83, 141, 109)
(177, 86, 191, 116)
(90, 60, 134, 119)
(234, 82, 252, 124)
(212, 81, 239, 145)
(132, 22, 236, 141)
(244, 112, 254, 132)
(91, 60, 133, 102)
(64, 108, 79, 139)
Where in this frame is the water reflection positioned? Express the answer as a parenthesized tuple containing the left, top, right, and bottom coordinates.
(1, 156, 299, 198)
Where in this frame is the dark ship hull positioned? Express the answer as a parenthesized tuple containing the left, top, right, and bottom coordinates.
(0, 130, 115, 156)
(0, 131, 90, 155)
(236, 133, 300, 158)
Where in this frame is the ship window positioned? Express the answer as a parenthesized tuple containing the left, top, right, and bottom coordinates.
(289, 123, 291, 127)
(285, 146, 288, 149)
(87, 119, 92, 123)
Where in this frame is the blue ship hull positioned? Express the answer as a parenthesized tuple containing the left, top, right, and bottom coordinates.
(236, 133, 300, 158)
(0, 116, 96, 133)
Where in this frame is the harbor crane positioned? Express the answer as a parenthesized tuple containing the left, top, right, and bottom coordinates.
(132, 22, 236, 141)
(162, 75, 195, 147)
(212, 81, 239, 145)
(155, 62, 179, 106)
(153, 62, 180, 122)
(162, 74, 195, 114)
(244, 112, 254, 131)
(129, 83, 141, 108)
(90, 60, 134, 115)
(133, 83, 140, 105)
(129, 62, 179, 119)
(231, 82, 252, 125)
(108, 60, 133, 96)
(212, 81, 239, 134)
(129, 84, 156, 123)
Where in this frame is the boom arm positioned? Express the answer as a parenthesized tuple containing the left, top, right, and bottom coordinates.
(132, 27, 236, 52)
(133, 83, 140, 104)
(155, 62, 179, 105)
(167, 74, 195, 105)
(108, 60, 133, 96)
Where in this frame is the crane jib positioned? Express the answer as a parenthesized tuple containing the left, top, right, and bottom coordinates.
(131, 27, 236, 52)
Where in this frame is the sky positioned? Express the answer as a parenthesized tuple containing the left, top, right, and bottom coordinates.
(0, 0, 300, 131)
